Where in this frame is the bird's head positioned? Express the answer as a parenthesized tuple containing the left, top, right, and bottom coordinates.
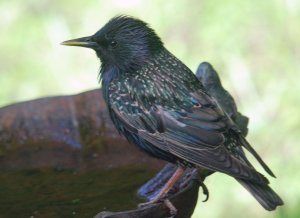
(62, 15, 164, 71)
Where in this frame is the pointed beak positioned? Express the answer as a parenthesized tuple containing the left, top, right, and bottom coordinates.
(61, 36, 98, 49)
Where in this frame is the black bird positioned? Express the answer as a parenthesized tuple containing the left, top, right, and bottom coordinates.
(196, 62, 249, 136)
(62, 16, 283, 212)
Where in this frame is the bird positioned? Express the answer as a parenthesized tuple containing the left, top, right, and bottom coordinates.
(196, 62, 249, 136)
(62, 15, 283, 214)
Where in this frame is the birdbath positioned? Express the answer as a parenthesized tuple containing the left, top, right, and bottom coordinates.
(0, 89, 202, 218)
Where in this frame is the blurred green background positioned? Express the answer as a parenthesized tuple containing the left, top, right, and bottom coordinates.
(0, 0, 299, 217)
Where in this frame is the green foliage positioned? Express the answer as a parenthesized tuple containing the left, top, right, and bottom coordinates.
(0, 0, 299, 217)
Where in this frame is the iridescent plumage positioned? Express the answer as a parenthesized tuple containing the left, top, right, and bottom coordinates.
(62, 15, 283, 211)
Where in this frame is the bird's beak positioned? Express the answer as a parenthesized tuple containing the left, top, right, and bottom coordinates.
(61, 36, 98, 49)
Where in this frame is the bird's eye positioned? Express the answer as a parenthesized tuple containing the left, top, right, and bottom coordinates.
(110, 40, 117, 48)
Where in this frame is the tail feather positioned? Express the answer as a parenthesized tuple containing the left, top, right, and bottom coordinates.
(239, 136, 276, 178)
(237, 178, 284, 211)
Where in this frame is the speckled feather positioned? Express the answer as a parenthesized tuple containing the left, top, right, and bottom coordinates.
(64, 15, 283, 210)
(102, 48, 271, 185)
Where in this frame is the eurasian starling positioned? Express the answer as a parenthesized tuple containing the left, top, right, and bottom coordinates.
(62, 16, 283, 212)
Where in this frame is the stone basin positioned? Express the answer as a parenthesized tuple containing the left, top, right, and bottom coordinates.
(0, 89, 201, 218)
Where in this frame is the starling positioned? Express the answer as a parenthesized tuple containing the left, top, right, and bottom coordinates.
(62, 16, 283, 212)
(196, 62, 249, 136)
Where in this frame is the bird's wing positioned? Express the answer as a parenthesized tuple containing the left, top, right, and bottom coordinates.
(110, 89, 268, 185)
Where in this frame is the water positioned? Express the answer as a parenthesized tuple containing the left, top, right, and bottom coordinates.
(0, 167, 156, 218)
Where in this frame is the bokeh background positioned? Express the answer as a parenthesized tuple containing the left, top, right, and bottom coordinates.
(0, 0, 299, 217)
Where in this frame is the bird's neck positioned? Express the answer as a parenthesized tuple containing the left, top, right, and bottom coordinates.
(100, 65, 120, 104)
(100, 48, 165, 85)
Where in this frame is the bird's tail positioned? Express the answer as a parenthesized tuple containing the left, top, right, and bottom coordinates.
(236, 178, 283, 211)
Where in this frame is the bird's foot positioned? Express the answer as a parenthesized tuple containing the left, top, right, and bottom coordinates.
(138, 193, 167, 208)
(164, 198, 177, 217)
(138, 195, 177, 217)
(179, 168, 209, 202)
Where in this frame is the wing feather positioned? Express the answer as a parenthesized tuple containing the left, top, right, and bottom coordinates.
(109, 83, 269, 185)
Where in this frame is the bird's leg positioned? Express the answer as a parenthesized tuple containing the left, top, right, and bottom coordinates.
(178, 168, 198, 189)
(139, 166, 186, 215)
(152, 166, 186, 202)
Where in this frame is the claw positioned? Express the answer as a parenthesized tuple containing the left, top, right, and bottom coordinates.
(199, 178, 209, 202)
(138, 199, 161, 209)
(138, 192, 167, 209)
(164, 198, 177, 217)
(138, 196, 177, 217)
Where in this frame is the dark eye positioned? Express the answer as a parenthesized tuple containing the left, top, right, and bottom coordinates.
(110, 40, 117, 48)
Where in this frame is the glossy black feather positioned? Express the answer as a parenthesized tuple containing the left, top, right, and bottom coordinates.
(196, 62, 283, 208)
(64, 15, 283, 210)
(196, 62, 249, 136)
(106, 49, 269, 185)
(237, 179, 284, 211)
